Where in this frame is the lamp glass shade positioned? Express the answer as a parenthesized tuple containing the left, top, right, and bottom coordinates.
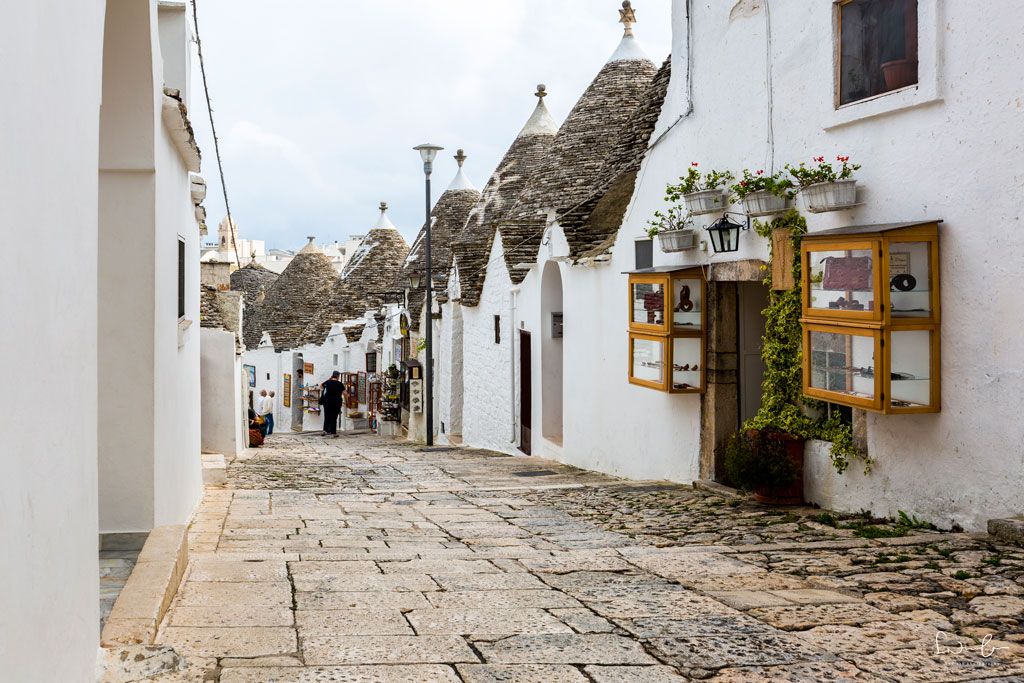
(408, 271, 422, 289)
(413, 143, 443, 164)
(706, 216, 742, 253)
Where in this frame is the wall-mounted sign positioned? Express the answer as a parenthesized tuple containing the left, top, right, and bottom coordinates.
(244, 364, 256, 387)
(409, 379, 423, 414)
(303, 362, 314, 377)
(357, 372, 367, 404)
(282, 374, 292, 407)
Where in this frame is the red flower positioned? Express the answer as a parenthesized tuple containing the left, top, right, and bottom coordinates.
(814, 156, 825, 163)
(691, 162, 699, 167)
(756, 169, 764, 175)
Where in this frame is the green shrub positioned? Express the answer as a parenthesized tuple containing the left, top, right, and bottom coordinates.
(723, 431, 797, 492)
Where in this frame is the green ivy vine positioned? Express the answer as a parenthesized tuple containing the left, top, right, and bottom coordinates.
(743, 210, 870, 474)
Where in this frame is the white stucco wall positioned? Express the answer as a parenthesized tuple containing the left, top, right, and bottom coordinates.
(461, 236, 518, 455)
(0, 2, 106, 679)
(643, 0, 1024, 530)
(201, 328, 245, 456)
(98, 0, 202, 532)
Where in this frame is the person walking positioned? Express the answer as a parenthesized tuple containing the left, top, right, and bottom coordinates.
(256, 389, 271, 436)
(265, 391, 276, 435)
(320, 371, 344, 437)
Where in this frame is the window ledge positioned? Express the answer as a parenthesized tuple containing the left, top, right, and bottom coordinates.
(826, 85, 942, 131)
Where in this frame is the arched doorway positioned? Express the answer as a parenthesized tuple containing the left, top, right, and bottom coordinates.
(541, 261, 563, 444)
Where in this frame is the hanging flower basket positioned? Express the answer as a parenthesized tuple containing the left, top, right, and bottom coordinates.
(800, 179, 858, 213)
(683, 189, 729, 215)
(658, 229, 698, 253)
(741, 190, 788, 217)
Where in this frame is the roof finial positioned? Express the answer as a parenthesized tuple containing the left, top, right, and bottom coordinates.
(536, 84, 547, 100)
(306, 235, 315, 244)
(454, 149, 467, 168)
(619, 0, 637, 37)
(379, 201, 388, 213)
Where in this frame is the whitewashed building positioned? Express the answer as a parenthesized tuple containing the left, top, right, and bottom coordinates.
(457, 0, 1024, 532)
(2, 0, 206, 677)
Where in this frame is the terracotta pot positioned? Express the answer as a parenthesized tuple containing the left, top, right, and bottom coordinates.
(747, 429, 805, 506)
(881, 59, 918, 91)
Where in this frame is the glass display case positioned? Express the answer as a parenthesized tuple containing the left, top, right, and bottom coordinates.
(627, 267, 706, 393)
(800, 221, 940, 413)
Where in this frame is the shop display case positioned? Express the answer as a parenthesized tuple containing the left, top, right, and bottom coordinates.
(800, 221, 940, 413)
(627, 266, 706, 393)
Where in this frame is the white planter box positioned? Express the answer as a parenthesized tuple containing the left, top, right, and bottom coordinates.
(800, 180, 858, 213)
(342, 416, 369, 431)
(683, 189, 729, 215)
(657, 229, 697, 253)
(741, 190, 788, 217)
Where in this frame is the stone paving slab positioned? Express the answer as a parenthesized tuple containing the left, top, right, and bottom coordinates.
(584, 665, 690, 682)
(296, 609, 414, 636)
(220, 665, 461, 682)
(425, 589, 582, 610)
(292, 573, 437, 593)
(406, 608, 574, 637)
(174, 581, 292, 607)
(301, 635, 479, 665)
(187, 558, 288, 582)
(160, 626, 297, 658)
(456, 663, 588, 682)
(295, 591, 431, 611)
(167, 604, 294, 627)
(476, 634, 657, 665)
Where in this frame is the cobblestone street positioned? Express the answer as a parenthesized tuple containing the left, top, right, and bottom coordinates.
(143, 434, 1024, 682)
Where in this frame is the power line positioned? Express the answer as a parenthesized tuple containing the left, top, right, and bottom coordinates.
(191, 0, 241, 270)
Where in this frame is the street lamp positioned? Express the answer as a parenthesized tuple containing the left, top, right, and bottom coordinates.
(408, 270, 422, 290)
(413, 143, 443, 446)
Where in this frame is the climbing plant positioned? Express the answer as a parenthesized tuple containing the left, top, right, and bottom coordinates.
(743, 210, 869, 474)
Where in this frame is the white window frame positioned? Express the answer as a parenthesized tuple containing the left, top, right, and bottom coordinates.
(826, 0, 942, 130)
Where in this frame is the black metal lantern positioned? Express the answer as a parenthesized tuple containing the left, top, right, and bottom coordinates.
(705, 214, 749, 254)
(408, 270, 422, 290)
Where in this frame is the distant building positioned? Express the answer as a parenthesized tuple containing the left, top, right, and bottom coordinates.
(202, 216, 364, 274)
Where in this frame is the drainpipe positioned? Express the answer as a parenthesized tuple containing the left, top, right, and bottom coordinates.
(509, 286, 519, 444)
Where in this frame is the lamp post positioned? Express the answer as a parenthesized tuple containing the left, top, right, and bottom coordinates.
(413, 143, 443, 446)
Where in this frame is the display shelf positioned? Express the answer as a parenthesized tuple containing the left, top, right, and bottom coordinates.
(626, 266, 706, 394)
(800, 221, 941, 413)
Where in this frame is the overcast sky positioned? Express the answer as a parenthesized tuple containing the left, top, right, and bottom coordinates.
(190, 1, 672, 250)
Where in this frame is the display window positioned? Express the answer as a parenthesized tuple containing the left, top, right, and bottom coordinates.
(800, 221, 940, 413)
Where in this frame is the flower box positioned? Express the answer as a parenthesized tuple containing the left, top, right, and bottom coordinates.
(683, 189, 729, 215)
(741, 190, 788, 217)
(658, 229, 698, 253)
(800, 179, 858, 213)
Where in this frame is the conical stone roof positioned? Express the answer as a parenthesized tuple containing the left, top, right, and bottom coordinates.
(562, 55, 672, 259)
(254, 238, 339, 350)
(398, 151, 481, 330)
(452, 86, 558, 307)
(231, 258, 279, 349)
(500, 6, 657, 282)
(297, 205, 410, 346)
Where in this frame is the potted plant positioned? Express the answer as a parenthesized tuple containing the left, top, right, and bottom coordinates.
(647, 204, 696, 253)
(786, 156, 860, 212)
(731, 169, 795, 217)
(723, 430, 805, 505)
(671, 163, 733, 215)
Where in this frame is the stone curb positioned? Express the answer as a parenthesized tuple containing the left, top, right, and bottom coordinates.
(988, 517, 1024, 546)
(101, 524, 188, 647)
(693, 479, 743, 499)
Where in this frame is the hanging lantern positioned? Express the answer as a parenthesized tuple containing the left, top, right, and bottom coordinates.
(408, 270, 422, 290)
(705, 215, 748, 254)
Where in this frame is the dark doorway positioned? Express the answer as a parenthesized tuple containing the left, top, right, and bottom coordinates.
(738, 282, 769, 424)
(519, 330, 532, 455)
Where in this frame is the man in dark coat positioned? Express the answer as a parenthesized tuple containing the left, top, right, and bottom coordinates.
(320, 371, 344, 437)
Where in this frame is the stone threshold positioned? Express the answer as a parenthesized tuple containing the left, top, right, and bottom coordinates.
(989, 517, 1024, 546)
(100, 524, 188, 647)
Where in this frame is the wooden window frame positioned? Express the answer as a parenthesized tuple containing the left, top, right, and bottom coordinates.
(801, 222, 940, 414)
(802, 321, 884, 412)
(627, 268, 706, 394)
(834, 0, 920, 110)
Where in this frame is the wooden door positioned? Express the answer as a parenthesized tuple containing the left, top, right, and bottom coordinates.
(738, 283, 769, 425)
(519, 331, 532, 455)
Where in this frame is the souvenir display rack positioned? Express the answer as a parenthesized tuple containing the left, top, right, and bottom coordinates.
(800, 220, 941, 414)
(626, 266, 707, 393)
(380, 366, 401, 422)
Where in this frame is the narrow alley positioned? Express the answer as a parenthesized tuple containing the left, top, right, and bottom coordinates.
(109, 433, 1024, 682)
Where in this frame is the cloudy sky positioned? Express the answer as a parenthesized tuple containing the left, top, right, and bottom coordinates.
(190, 1, 672, 250)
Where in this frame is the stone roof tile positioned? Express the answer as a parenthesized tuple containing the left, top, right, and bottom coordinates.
(230, 259, 279, 349)
(253, 242, 338, 350)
